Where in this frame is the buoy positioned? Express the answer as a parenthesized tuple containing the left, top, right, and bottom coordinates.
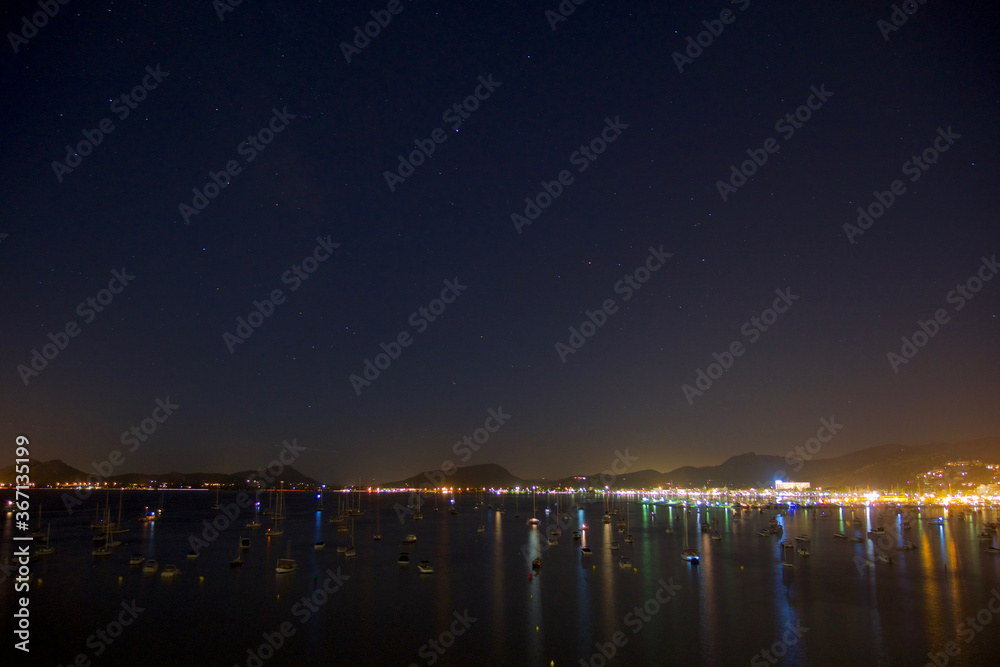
(118, 576, 123, 583)
(740, 565, 744, 571)
(37, 578, 42, 586)
(536, 626, 539, 632)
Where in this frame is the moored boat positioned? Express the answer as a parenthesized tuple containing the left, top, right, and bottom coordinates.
(275, 558, 297, 574)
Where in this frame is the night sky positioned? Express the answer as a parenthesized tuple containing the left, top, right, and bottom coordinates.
(2, 1, 998, 485)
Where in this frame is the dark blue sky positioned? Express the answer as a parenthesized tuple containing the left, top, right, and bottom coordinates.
(2, 1, 998, 484)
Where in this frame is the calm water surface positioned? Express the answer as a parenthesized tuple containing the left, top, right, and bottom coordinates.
(2, 491, 999, 666)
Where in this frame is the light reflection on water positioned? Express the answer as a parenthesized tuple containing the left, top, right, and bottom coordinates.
(2, 491, 999, 666)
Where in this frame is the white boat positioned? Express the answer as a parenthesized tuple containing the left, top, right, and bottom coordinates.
(477, 524, 485, 533)
(275, 558, 297, 574)
(618, 556, 632, 569)
(581, 546, 592, 555)
(187, 550, 199, 559)
(710, 531, 721, 541)
(797, 548, 810, 557)
(314, 541, 325, 550)
(757, 529, 770, 537)
(610, 541, 620, 550)
(160, 564, 180, 578)
(240, 537, 251, 550)
(418, 560, 434, 574)
(986, 546, 1000, 554)
(665, 527, 675, 535)
(336, 545, 348, 554)
(402, 534, 417, 544)
(899, 541, 916, 551)
(531, 557, 542, 569)
(795, 534, 810, 542)
(142, 560, 158, 574)
(780, 541, 795, 549)
(398, 552, 410, 564)
(877, 554, 893, 565)
(547, 537, 558, 547)
(833, 532, 847, 539)
(129, 554, 145, 566)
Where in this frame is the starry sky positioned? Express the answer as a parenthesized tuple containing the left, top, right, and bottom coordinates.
(2, 1, 998, 485)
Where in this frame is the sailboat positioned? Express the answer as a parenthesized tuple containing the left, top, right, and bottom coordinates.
(328, 493, 345, 523)
(92, 506, 115, 557)
(344, 517, 356, 558)
(263, 488, 274, 516)
(28, 505, 45, 537)
(246, 489, 262, 528)
(110, 490, 129, 534)
(273, 484, 286, 520)
(267, 484, 286, 536)
(602, 493, 612, 524)
(91, 494, 116, 529)
(681, 504, 699, 563)
(211, 487, 220, 510)
(550, 495, 561, 536)
(527, 488, 540, 525)
(624, 502, 634, 543)
(276, 543, 296, 573)
(230, 538, 244, 567)
(373, 493, 382, 541)
(36, 524, 55, 556)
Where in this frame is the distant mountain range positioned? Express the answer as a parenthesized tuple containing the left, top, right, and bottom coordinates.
(4, 437, 998, 490)
(0, 460, 322, 489)
(386, 437, 1000, 490)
